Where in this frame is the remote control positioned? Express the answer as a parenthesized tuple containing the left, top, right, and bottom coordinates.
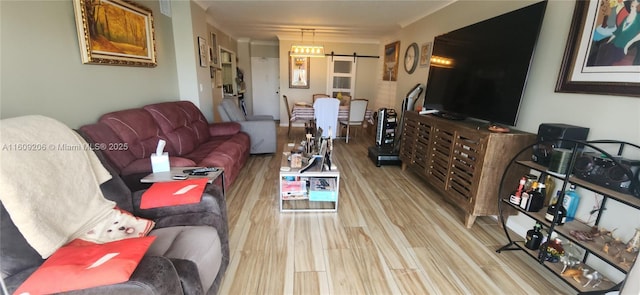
(189, 171, 209, 176)
(183, 167, 218, 174)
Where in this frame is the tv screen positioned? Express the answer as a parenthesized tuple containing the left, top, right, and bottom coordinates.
(422, 1, 547, 126)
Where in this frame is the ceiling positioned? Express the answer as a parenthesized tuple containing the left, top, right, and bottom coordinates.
(193, 1, 456, 43)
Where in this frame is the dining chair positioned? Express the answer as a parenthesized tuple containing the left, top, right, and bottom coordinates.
(340, 94, 351, 106)
(339, 98, 368, 143)
(313, 98, 340, 139)
(283, 95, 309, 138)
(312, 94, 330, 104)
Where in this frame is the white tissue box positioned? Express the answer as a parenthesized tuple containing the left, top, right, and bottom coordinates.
(151, 152, 170, 173)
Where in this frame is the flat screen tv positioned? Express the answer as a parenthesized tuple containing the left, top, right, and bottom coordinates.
(422, 1, 547, 126)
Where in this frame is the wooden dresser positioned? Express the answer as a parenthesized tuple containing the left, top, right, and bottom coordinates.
(399, 111, 536, 227)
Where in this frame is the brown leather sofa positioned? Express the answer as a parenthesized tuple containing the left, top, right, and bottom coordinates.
(80, 101, 250, 190)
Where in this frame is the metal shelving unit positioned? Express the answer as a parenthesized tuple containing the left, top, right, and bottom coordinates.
(496, 139, 640, 294)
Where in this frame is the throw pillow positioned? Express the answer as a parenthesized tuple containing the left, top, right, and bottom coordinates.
(79, 207, 155, 244)
(14, 236, 156, 294)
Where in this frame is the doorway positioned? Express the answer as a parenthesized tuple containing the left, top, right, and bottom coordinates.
(327, 56, 357, 98)
(251, 56, 280, 120)
(219, 47, 237, 96)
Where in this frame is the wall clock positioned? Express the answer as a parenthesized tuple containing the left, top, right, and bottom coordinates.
(404, 43, 419, 74)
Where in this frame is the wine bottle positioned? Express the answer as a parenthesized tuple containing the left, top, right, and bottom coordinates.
(542, 173, 556, 206)
(545, 199, 567, 225)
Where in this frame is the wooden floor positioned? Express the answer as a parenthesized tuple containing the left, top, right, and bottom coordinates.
(218, 126, 575, 295)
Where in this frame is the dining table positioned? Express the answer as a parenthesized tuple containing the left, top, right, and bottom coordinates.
(290, 103, 375, 125)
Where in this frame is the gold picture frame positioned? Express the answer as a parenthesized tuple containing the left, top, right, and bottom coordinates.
(73, 0, 157, 67)
(289, 55, 310, 89)
(383, 41, 400, 81)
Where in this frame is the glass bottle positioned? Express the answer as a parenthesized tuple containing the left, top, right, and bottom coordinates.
(547, 203, 566, 225)
(543, 173, 556, 206)
(545, 191, 566, 225)
(525, 223, 543, 250)
(526, 181, 545, 212)
(562, 185, 580, 222)
(548, 188, 560, 207)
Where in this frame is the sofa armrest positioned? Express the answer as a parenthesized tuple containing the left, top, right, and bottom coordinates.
(3, 256, 183, 295)
(208, 122, 241, 137)
(132, 185, 225, 225)
(246, 115, 274, 121)
(236, 120, 277, 154)
(169, 258, 204, 295)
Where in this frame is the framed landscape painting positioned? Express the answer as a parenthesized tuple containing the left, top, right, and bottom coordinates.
(73, 0, 157, 67)
(556, 0, 639, 97)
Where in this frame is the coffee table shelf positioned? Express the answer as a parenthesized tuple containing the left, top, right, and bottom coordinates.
(279, 144, 339, 212)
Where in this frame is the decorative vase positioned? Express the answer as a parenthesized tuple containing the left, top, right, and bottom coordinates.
(626, 228, 640, 253)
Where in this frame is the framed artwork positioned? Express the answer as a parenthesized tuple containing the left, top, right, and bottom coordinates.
(198, 37, 207, 68)
(383, 41, 400, 81)
(419, 42, 433, 68)
(210, 32, 219, 68)
(72, 0, 157, 67)
(289, 55, 310, 89)
(555, 0, 640, 97)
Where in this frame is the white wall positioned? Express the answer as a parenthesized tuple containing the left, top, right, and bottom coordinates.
(170, 0, 216, 122)
(0, 0, 180, 128)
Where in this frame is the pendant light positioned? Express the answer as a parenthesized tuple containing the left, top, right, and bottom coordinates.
(290, 29, 325, 58)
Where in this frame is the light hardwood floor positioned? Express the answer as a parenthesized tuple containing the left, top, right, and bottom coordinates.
(218, 126, 575, 295)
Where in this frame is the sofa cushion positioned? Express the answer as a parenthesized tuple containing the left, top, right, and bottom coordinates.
(174, 101, 212, 144)
(148, 226, 221, 293)
(78, 123, 138, 175)
(145, 101, 213, 155)
(183, 133, 250, 188)
(99, 108, 175, 159)
(14, 237, 155, 295)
